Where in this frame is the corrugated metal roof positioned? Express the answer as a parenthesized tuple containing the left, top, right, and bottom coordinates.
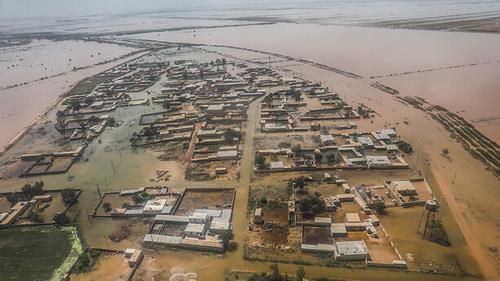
(194, 209, 222, 217)
(154, 215, 189, 223)
(143, 234, 182, 245)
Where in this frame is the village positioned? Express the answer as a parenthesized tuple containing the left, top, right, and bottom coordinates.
(0, 46, 467, 281)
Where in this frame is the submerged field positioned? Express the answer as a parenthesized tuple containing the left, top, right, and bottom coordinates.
(0, 226, 82, 281)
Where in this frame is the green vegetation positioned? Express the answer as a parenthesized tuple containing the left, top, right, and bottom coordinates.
(64, 76, 108, 97)
(72, 249, 103, 274)
(0, 226, 82, 281)
(61, 189, 78, 206)
(6, 181, 44, 203)
(298, 193, 326, 219)
(102, 202, 112, 212)
(26, 209, 44, 223)
(429, 220, 451, 247)
(255, 153, 268, 169)
(373, 201, 387, 215)
(53, 213, 71, 225)
(21, 181, 44, 199)
(397, 141, 413, 154)
(224, 128, 242, 144)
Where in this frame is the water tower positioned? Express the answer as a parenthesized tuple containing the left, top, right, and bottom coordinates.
(417, 199, 439, 239)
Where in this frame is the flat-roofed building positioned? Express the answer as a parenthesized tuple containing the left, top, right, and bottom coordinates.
(345, 213, 361, 223)
(392, 180, 417, 196)
(335, 240, 368, 261)
(331, 223, 347, 237)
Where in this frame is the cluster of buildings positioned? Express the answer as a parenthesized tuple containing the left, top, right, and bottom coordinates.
(143, 188, 235, 253)
(255, 128, 409, 172)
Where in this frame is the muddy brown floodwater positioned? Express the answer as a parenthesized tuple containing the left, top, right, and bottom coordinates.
(0, 41, 141, 150)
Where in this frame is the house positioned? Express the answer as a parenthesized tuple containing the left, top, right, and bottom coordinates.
(184, 223, 207, 237)
(366, 155, 391, 168)
(216, 150, 238, 160)
(320, 134, 335, 146)
(392, 180, 417, 196)
(324, 196, 340, 211)
(254, 208, 264, 224)
(331, 223, 348, 237)
(189, 213, 209, 224)
(206, 104, 225, 114)
(358, 136, 374, 147)
(143, 199, 167, 213)
(128, 249, 144, 268)
(368, 214, 380, 226)
(270, 161, 285, 170)
(314, 217, 332, 225)
(215, 167, 228, 174)
(334, 240, 368, 261)
(336, 193, 355, 202)
(32, 194, 52, 202)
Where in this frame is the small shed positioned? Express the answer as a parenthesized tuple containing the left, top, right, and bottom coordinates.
(254, 208, 264, 224)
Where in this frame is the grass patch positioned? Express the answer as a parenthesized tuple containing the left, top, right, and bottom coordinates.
(64, 77, 108, 97)
(0, 226, 82, 281)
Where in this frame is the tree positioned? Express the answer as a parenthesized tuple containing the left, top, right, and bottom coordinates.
(70, 101, 81, 111)
(327, 153, 338, 163)
(107, 117, 117, 127)
(293, 177, 305, 189)
(397, 141, 413, 154)
(270, 264, 281, 281)
(298, 193, 326, 218)
(53, 213, 70, 225)
(132, 194, 144, 204)
(292, 144, 301, 156)
(102, 202, 112, 212)
(255, 153, 267, 169)
(220, 231, 235, 251)
(21, 181, 44, 199)
(27, 209, 44, 223)
(373, 200, 387, 215)
(88, 115, 99, 124)
(223, 128, 241, 144)
(295, 267, 306, 281)
(314, 150, 323, 162)
(61, 189, 77, 206)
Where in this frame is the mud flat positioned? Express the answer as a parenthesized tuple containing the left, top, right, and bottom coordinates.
(378, 63, 500, 143)
(373, 15, 500, 33)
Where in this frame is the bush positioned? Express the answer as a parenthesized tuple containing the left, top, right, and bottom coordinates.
(223, 128, 241, 144)
(255, 153, 267, 169)
(21, 181, 44, 199)
(53, 213, 70, 225)
(102, 202, 112, 212)
(398, 141, 413, 154)
(61, 189, 77, 206)
(298, 193, 325, 218)
(429, 220, 451, 247)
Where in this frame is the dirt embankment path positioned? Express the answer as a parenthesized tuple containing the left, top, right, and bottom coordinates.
(432, 170, 498, 280)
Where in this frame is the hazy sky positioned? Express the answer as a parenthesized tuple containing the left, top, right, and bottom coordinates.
(0, 0, 299, 19)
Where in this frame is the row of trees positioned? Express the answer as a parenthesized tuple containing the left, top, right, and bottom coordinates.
(246, 264, 306, 281)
